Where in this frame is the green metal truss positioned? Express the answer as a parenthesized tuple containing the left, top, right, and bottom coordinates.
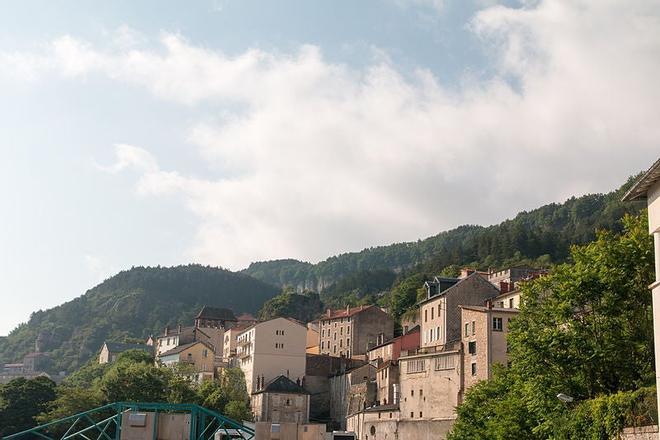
(2, 402, 255, 440)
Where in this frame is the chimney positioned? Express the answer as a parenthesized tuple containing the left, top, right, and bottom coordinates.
(346, 305, 350, 313)
(486, 299, 493, 310)
(500, 281, 509, 293)
(178, 324, 182, 333)
(326, 309, 331, 317)
(164, 325, 169, 335)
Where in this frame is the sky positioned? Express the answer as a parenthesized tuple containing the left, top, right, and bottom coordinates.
(0, 0, 659, 336)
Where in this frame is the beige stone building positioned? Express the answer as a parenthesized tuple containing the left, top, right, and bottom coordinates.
(236, 317, 307, 395)
(158, 340, 215, 379)
(398, 348, 463, 422)
(306, 322, 320, 354)
(251, 375, 310, 423)
(460, 305, 518, 390)
(419, 273, 499, 348)
(493, 288, 522, 309)
(623, 157, 660, 430)
(222, 324, 250, 367)
(319, 305, 394, 358)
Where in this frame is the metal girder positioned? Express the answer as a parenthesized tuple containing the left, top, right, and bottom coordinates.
(2, 402, 255, 440)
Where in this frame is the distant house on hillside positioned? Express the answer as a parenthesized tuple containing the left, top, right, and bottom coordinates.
(98, 341, 152, 364)
(158, 340, 216, 381)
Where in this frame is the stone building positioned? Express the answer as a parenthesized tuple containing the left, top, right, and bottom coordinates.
(419, 273, 500, 348)
(251, 375, 310, 423)
(623, 157, 660, 427)
(487, 266, 546, 293)
(222, 323, 250, 367)
(194, 306, 237, 329)
(304, 354, 365, 424)
(158, 340, 215, 380)
(460, 305, 518, 390)
(236, 317, 307, 395)
(329, 363, 377, 430)
(319, 305, 394, 358)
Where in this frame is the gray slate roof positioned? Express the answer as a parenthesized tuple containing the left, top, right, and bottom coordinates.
(196, 306, 236, 321)
(253, 375, 309, 395)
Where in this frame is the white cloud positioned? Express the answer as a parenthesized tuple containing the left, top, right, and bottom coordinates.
(5, 2, 660, 270)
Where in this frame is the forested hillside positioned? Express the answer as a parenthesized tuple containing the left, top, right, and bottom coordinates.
(243, 179, 645, 292)
(0, 265, 279, 373)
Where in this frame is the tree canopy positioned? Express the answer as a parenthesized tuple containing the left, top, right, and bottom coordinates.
(449, 212, 655, 439)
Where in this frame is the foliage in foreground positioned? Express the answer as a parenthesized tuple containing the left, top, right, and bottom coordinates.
(0, 350, 251, 435)
(449, 213, 656, 440)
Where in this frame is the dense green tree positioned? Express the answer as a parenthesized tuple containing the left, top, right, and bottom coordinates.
(36, 385, 103, 424)
(257, 289, 324, 322)
(100, 362, 170, 403)
(0, 376, 57, 436)
(245, 180, 644, 296)
(449, 212, 655, 439)
(387, 273, 428, 322)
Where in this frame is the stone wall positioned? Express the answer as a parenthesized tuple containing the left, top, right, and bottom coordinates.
(619, 425, 659, 440)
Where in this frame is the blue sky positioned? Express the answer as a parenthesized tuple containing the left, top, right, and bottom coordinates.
(0, 0, 659, 335)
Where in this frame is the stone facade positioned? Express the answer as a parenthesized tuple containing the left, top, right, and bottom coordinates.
(236, 317, 307, 395)
(398, 349, 462, 422)
(329, 364, 377, 429)
(460, 305, 518, 390)
(319, 306, 394, 358)
(419, 273, 499, 348)
(251, 376, 310, 424)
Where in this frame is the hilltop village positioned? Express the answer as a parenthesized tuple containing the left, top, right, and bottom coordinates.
(90, 266, 544, 438)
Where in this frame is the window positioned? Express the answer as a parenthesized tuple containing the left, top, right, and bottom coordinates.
(471, 362, 477, 376)
(420, 412, 423, 418)
(438, 304, 441, 316)
(436, 326, 440, 340)
(468, 341, 476, 355)
(407, 359, 425, 373)
(464, 323, 469, 337)
(435, 355, 455, 370)
(321, 341, 324, 349)
(471, 321, 475, 335)
(203, 349, 208, 358)
(410, 412, 414, 418)
(493, 317, 503, 331)
(347, 327, 350, 334)
(347, 338, 350, 347)
(419, 389, 423, 397)
(411, 389, 414, 396)
(334, 333, 337, 340)
(340, 327, 343, 335)
(271, 424, 280, 433)
(431, 307, 434, 320)
(340, 339, 343, 347)
(425, 309, 428, 322)
(509, 298, 515, 308)
(322, 330, 325, 337)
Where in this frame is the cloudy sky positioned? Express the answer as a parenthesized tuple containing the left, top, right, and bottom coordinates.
(0, 0, 658, 335)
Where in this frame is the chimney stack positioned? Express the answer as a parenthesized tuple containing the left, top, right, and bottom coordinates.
(326, 309, 331, 317)
(486, 299, 493, 310)
(178, 324, 182, 333)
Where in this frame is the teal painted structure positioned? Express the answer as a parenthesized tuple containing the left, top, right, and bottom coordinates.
(1, 402, 255, 440)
